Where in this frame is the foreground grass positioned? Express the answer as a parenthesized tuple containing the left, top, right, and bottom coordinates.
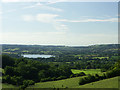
(76, 76, 119, 88)
(71, 69, 101, 75)
(28, 76, 119, 89)
(2, 83, 18, 88)
(28, 76, 82, 88)
(2, 76, 119, 89)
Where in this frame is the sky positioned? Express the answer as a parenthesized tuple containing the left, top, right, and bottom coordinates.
(0, 1, 118, 46)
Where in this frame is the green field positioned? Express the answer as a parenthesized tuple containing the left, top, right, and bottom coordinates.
(2, 76, 119, 89)
(28, 76, 82, 88)
(71, 69, 101, 75)
(28, 69, 101, 88)
(93, 57, 109, 59)
(77, 76, 119, 88)
(27, 76, 119, 89)
(2, 83, 18, 88)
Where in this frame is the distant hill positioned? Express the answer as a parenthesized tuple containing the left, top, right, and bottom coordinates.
(2, 44, 119, 56)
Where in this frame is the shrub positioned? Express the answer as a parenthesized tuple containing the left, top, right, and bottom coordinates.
(51, 77, 57, 81)
(79, 72, 86, 76)
(2, 75, 11, 83)
(23, 80, 35, 87)
(79, 78, 85, 85)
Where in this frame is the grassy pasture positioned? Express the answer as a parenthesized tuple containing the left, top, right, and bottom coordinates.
(28, 76, 83, 88)
(28, 76, 119, 89)
(76, 76, 119, 88)
(2, 83, 18, 88)
(4, 48, 19, 52)
(2, 75, 119, 89)
(71, 69, 101, 75)
(92, 57, 109, 59)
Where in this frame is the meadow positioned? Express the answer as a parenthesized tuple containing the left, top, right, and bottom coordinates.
(76, 76, 119, 88)
(27, 76, 119, 89)
(28, 76, 82, 88)
(71, 69, 101, 75)
(2, 83, 18, 88)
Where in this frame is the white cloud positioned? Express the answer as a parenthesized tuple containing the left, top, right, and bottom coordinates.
(36, 14, 58, 23)
(56, 18, 118, 23)
(2, 2, 62, 15)
(22, 14, 68, 31)
(54, 23, 68, 31)
(22, 2, 63, 12)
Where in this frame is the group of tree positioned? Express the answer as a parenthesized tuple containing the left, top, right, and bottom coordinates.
(2, 55, 73, 89)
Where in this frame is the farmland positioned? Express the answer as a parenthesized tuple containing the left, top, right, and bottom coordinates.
(27, 76, 119, 89)
(1, 44, 120, 89)
(2, 83, 18, 88)
(28, 76, 81, 88)
(2, 76, 119, 89)
(71, 69, 101, 75)
(77, 76, 119, 88)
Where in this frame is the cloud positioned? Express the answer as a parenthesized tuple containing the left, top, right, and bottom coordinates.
(22, 2, 63, 12)
(36, 14, 58, 23)
(56, 18, 118, 23)
(22, 14, 58, 23)
(2, 2, 62, 15)
(22, 14, 68, 31)
(53, 23, 68, 31)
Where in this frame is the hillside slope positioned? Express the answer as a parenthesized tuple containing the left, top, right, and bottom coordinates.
(27, 76, 119, 89)
(76, 76, 119, 88)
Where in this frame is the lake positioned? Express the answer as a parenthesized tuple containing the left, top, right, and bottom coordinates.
(22, 54, 55, 58)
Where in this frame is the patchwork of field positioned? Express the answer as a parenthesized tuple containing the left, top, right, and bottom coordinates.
(71, 69, 101, 75)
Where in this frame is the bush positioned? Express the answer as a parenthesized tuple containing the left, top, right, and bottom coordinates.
(79, 78, 87, 85)
(2, 75, 11, 83)
(94, 74, 99, 81)
(23, 80, 35, 87)
(79, 72, 86, 76)
(51, 77, 57, 81)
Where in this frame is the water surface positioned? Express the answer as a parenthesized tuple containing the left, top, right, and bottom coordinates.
(22, 54, 54, 58)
